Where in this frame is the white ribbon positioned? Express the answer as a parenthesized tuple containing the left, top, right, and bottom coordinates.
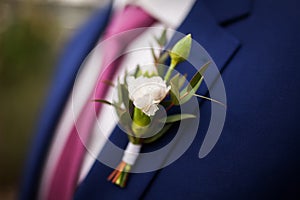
(122, 142, 142, 166)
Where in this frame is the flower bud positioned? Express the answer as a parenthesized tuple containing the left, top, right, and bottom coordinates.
(169, 34, 192, 67)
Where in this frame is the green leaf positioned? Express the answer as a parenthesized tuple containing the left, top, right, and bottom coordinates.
(194, 94, 227, 108)
(168, 73, 189, 105)
(143, 124, 172, 144)
(93, 99, 113, 106)
(150, 45, 157, 62)
(94, 99, 126, 114)
(143, 71, 152, 78)
(157, 51, 169, 64)
(179, 61, 211, 104)
(119, 111, 133, 131)
(178, 74, 187, 89)
(134, 64, 142, 78)
(121, 84, 130, 109)
(156, 51, 169, 78)
(179, 77, 203, 104)
(116, 77, 130, 109)
(155, 28, 167, 47)
(117, 78, 122, 104)
(170, 73, 187, 91)
(169, 74, 181, 105)
(190, 61, 210, 89)
(170, 73, 180, 83)
(123, 69, 128, 85)
(156, 65, 165, 79)
(160, 113, 196, 123)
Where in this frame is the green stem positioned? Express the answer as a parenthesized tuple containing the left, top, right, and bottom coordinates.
(131, 107, 151, 138)
(164, 60, 177, 82)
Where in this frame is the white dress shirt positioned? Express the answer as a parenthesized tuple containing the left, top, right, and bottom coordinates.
(38, 0, 195, 199)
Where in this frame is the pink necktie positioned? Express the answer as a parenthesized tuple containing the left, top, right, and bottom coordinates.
(47, 6, 156, 200)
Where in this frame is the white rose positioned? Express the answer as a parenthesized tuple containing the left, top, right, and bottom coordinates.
(127, 76, 171, 116)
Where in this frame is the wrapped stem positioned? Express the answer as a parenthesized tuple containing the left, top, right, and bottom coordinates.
(107, 161, 131, 188)
(107, 108, 148, 187)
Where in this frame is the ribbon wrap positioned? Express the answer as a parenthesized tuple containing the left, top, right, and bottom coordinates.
(122, 142, 142, 165)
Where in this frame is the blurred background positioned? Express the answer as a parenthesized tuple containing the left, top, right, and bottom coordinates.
(0, 0, 107, 199)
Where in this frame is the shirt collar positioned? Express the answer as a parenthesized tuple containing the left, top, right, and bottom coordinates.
(113, 0, 196, 28)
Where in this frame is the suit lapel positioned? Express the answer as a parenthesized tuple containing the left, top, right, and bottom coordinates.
(75, 0, 252, 199)
(203, 0, 253, 25)
(19, 4, 112, 200)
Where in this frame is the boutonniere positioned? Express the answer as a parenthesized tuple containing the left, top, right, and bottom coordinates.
(95, 31, 224, 188)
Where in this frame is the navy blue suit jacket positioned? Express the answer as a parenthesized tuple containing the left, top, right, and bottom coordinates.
(20, 0, 300, 199)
